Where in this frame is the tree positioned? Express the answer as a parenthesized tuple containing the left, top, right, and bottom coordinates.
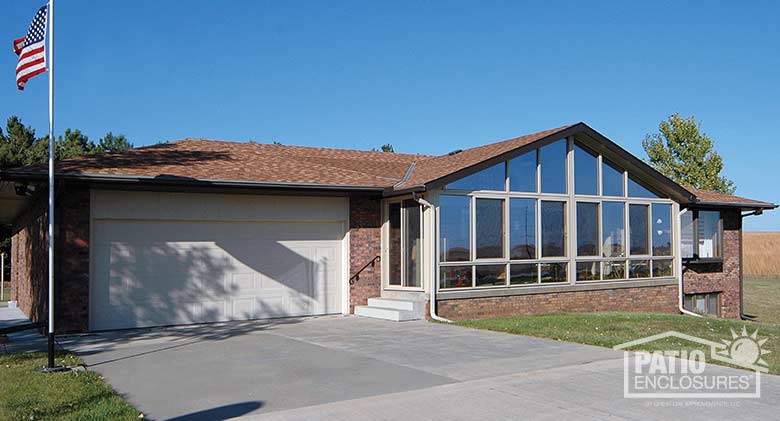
(57, 128, 96, 159)
(642, 113, 735, 194)
(0, 116, 39, 168)
(97, 132, 132, 153)
(372, 143, 394, 153)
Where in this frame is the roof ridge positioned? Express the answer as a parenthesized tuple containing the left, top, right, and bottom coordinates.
(175, 138, 428, 159)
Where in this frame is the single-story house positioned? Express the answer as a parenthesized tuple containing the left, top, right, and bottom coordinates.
(0, 122, 775, 332)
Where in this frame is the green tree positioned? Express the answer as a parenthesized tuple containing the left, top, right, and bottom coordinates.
(372, 143, 394, 153)
(56, 128, 96, 159)
(642, 113, 735, 194)
(0, 116, 39, 168)
(96, 132, 133, 153)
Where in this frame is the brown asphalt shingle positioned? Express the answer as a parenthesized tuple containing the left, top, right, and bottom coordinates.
(685, 186, 775, 207)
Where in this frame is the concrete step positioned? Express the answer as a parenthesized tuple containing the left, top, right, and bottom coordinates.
(354, 305, 420, 322)
(367, 297, 424, 313)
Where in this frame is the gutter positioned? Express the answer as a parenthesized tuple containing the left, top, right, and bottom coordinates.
(413, 192, 452, 323)
(677, 206, 702, 318)
(0, 171, 387, 192)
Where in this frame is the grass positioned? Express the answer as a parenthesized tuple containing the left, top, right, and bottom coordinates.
(0, 352, 140, 421)
(1, 282, 9, 308)
(457, 311, 780, 374)
(744, 276, 780, 324)
(744, 232, 780, 276)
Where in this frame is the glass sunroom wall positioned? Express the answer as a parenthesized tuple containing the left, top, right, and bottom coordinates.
(437, 136, 676, 291)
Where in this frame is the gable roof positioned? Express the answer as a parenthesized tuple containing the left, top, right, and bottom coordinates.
(1, 124, 775, 210)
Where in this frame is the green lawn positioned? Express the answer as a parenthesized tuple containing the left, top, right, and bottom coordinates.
(457, 311, 780, 374)
(744, 276, 780, 324)
(0, 353, 140, 420)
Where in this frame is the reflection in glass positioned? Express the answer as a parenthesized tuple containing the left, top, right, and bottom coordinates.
(540, 139, 567, 194)
(541, 201, 566, 257)
(602, 159, 624, 196)
(698, 211, 721, 258)
(446, 163, 505, 191)
(440, 266, 472, 289)
(440, 195, 470, 261)
(652, 259, 673, 277)
(510, 264, 538, 285)
(629, 204, 649, 255)
(629, 260, 651, 278)
(574, 144, 598, 195)
(576, 261, 600, 281)
(602, 202, 625, 257)
(540, 262, 567, 283)
(628, 176, 659, 198)
(509, 151, 536, 193)
(602, 261, 626, 280)
(681, 211, 694, 258)
(476, 199, 504, 259)
(476, 265, 507, 287)
(403, 200, 422, 288)
(388, 202, 401, 286)
(652, 204, 672, 256)
(510, 198, 536, 259)
(577, 202, 599, 256)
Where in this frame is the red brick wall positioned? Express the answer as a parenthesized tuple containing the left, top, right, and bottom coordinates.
(682, 209, 742, 319)
(348, 195, 382, 312)
(437, 284, 679, 320)
(11, 183, 90, 332)
(11, 192, 47, 324)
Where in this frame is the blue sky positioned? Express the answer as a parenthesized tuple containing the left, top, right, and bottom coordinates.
(2, 1, 778, 230)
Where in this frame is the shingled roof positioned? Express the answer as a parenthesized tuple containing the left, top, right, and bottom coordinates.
(1, 125, 775, 209)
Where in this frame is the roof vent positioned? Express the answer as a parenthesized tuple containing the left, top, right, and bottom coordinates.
(447, 149, 463, 156)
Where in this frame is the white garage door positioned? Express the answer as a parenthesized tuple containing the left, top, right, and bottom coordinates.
(89, 191, 346, 331)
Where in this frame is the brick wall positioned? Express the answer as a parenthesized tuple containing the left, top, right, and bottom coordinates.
(11, 183, 90, 332)
(348, 195, 382, 312)
(437, 284, 679, 320)
(682, 209, 742, 319)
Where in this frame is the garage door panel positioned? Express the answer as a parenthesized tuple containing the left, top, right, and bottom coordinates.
(91, 214, 344, 330)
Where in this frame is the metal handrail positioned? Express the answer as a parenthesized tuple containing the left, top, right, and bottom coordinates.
(349, 255, 380, 285)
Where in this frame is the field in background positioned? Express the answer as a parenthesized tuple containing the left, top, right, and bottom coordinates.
(744, 232, 780, 276)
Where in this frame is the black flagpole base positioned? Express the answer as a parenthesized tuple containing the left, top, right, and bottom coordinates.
(40, 331, 68, 373)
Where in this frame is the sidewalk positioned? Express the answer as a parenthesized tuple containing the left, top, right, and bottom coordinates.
(0, 306, 47, 353)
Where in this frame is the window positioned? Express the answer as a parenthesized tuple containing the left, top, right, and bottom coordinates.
(388, 200, 422, 288)
(446, 163, 505, 191)
(509, 151, 536, 192)
(475, 199, 504, 259)
(680, 210, 722, 260)
(576, 261, 600, 281)
(510, 264, 537, 285)
(475, 265, 507, 287)
(684, 293, 720, 316)
(602, 202, 625, 258)
(576, 202, 599, 256)
(540, 139, 567, 194)
(628, 176, 660, 198)
(440, 195, 470, 261)
(440, 266, 472, 289)
(574, 144, 598, 195)
(541, 201, 566, 257)
(698, 211, 721, 258)
(629, 204, 649, 255)
(652, 204, 672, 256)
(510, 198, 536, 259)
(602, 159, 624, 197)
(436, 136, 676, 290)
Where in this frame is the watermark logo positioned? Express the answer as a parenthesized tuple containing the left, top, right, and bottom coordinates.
(614, 327, 770, 399)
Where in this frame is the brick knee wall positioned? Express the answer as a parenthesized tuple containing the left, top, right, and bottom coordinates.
(682, 209, 742, 319)
(348, 195, 382, 312)
(11, 183, 90, 333)
(436, 284, 680, 320)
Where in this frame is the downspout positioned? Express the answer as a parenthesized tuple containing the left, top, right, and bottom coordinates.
(739, 209, 764, 320)
(413, 192, 452, 323)
(678, 206, 702, 317)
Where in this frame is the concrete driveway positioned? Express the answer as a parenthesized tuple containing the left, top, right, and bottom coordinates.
(62, 316, 780, 420)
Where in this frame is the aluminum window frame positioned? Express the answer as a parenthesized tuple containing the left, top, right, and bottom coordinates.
(680, 209, 724, 262)
(436, 137, 677, 292)
(382, 196, 425, 291)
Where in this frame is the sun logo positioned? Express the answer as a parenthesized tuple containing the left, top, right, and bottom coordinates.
(715, 326, 771, 370)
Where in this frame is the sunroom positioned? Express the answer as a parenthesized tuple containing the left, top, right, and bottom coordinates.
(380, 133, 688, 300)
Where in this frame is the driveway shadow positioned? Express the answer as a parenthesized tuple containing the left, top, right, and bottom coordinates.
(167, 401, 264, 421)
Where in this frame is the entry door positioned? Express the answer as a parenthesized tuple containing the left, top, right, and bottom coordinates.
(386, 199, 422, 288)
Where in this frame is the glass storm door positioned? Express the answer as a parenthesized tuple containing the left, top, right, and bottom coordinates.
(387, 200, 422, 288)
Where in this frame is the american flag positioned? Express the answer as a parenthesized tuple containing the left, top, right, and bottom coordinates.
(13, 5, 48, 91)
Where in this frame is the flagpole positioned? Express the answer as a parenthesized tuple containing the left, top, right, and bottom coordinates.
(46, 0, 57, 371)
